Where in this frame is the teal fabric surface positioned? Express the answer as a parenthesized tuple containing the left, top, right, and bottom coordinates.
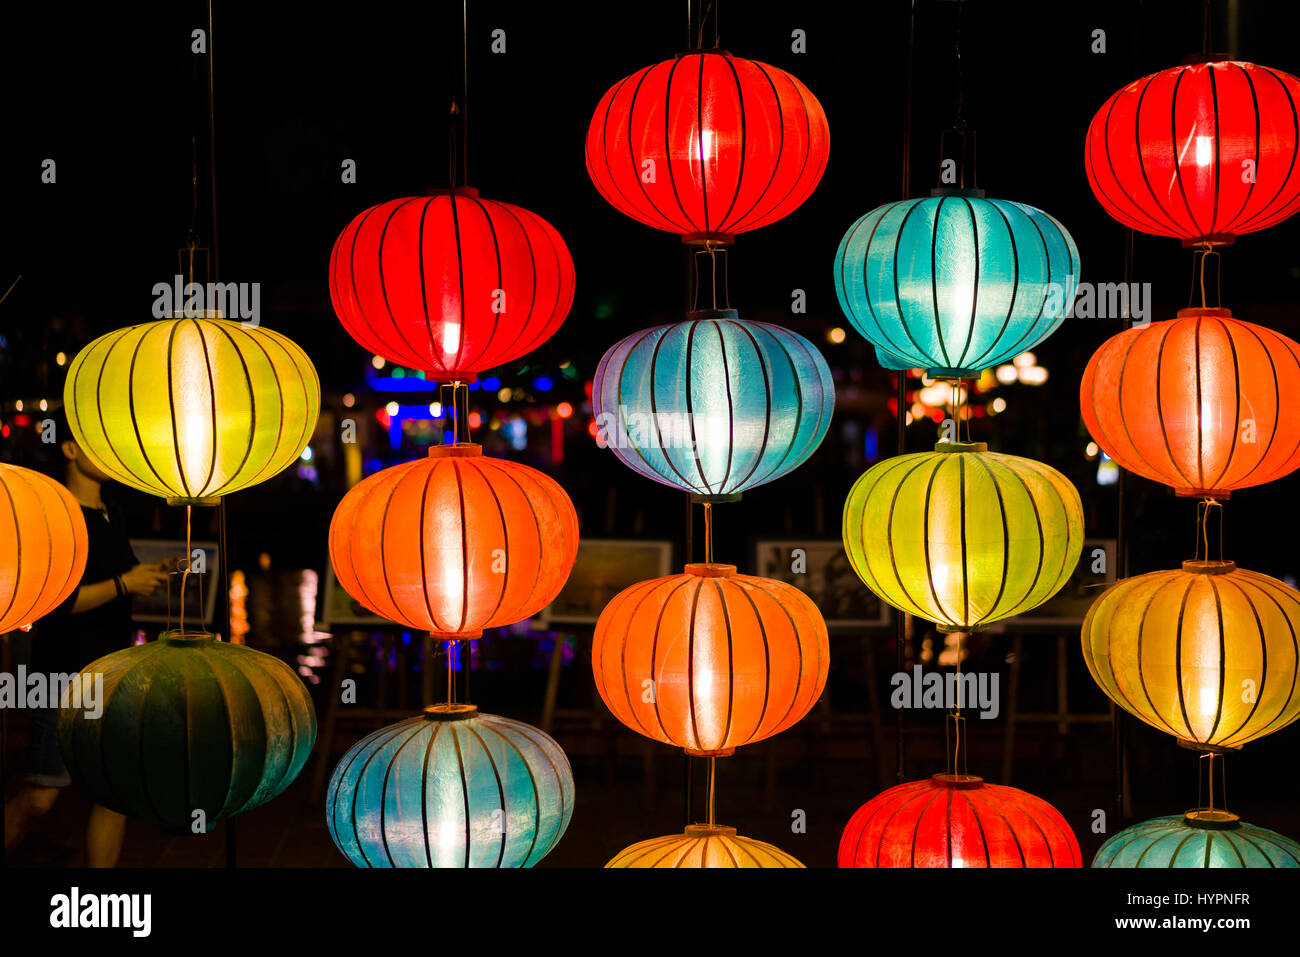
(1094, 815, 1300, 868)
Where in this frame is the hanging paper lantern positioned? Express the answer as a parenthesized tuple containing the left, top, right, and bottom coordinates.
(326, 705, 573, 868)
(833, 190, 1080, 377)
(329, 443, 578, 637)
(58, 631, 316, 830)
(592, 309, 834, 499)
(1085, 60, 1300, 245)
(842, 441, 1084, 631)
(1094, 814, 1300, 868)
(586, 50, 829, 242)
(1082, 560, 1300, 750)
(329, 188, 574, 378)
(63, 317, 320, 504)
(1080, 307, 1300, 498)
(592, 563, 828, 755)
(839, 774, 1082, 868)
(0, 464, 88, 634)
(606, 825, 803, 868)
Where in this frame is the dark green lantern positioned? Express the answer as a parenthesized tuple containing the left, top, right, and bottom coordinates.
(58, 630, 316, 831)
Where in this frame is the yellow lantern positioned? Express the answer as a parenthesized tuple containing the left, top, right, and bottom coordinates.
(1082, 560, 1300, 750)
(842, 441, 1083, 631)
(605, 826, 804, 868)
(64, 317, 320, 503)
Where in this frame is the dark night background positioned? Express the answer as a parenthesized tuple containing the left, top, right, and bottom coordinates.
(3, 0, 1300, 869)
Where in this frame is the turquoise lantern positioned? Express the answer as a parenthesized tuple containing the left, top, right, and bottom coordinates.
(833, 189, 1080, 377)
(592, 308, 835, 500)
(58, 631, 317, 831)
(326, 705, 573, 868)
(1094, 815, 1300, 868)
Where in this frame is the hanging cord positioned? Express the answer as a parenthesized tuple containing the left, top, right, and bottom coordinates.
(1202, 0, 1213, 56)
(180, 506, 192, 632)
(944, 632, 968, 776)
(1196, 751, 1228, 815)
(1194, 498, 1224, 562)
(705, 756, 717, 826)
(448, 0, 469, 187)
(702, 502, 713, 563)
(1187, 246, 1222, 309)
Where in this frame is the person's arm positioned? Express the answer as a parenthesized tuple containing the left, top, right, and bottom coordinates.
(70, 579, 120, 614)
(68, 564, 168, 614)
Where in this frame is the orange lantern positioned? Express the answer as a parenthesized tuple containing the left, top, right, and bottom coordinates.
(592, 563, 829, 755)
(0, 464, 88, 633)
(1080, 306, 1300, 497)
(328, 443, 578, 637)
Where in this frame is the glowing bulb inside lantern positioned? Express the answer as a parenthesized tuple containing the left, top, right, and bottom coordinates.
(443, 321, 461, 357)
(1195, 135, 1213, 167)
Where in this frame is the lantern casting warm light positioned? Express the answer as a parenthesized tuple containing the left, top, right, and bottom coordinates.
(64, 317, 320, 504)
(834, 191, 1079, 377)
(842, 441, 1084, 631)
(592, 563, 828, 755)
(1081, 560, 1300, 750)
(606, 825, 803, 868)
(839, 773, 1082, 868)
(328, 443, 579, 637)
(1085, 60, 1300, 244)
(1080, 307, 1300, 497)
(327, 705, 573, 868)
(329, 188, 574, 379)
(0, 464, 88, 634)
(586, 51, 829, 242)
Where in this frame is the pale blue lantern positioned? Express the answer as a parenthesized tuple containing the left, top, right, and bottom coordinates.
(326, 706, 573, 868)
(1093, 814, 1300, 868)
(834, 189, 1080, 377)
(592, 308, 835, 500)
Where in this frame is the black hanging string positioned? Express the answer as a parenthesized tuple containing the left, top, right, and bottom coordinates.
(449, 0, 468, 188)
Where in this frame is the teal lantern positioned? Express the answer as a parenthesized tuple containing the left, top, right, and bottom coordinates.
(834, 189, 1080, 377)
(326, 705, 573, 868)
(58, 631, 317, 831)
(592, 308, 835, 500)
(1094, 815, 1300, 868)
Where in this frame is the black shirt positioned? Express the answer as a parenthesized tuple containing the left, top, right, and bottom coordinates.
(29, 501, 139, 678)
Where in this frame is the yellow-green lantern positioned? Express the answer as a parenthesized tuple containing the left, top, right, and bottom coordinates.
(64, 317, 320, 504)
(842, 441, 1084, 631)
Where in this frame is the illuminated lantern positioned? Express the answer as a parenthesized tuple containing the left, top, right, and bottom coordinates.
(0, 464, 88, 633)
(839, 773, 1082, 868)
(58, 630, 316, 829)
(1080, 307, 1300, 497)
(1085, 60, 1300, 245)
(606, 825, 803, 868)
(842, 441, 1084, 631)
(329, 188, 574, 378)
(592, 309, 834, 499)
(1081, 560, 1300, 749)
(592, 563, 828, 755)
(326, 705, 573, 868)
(64, 317, 320, 504)
(586, 50, 829, 242)
(1094, 814, 1300, 868)
(328, 443, 578, 637)
(833, 191, 1079, 377)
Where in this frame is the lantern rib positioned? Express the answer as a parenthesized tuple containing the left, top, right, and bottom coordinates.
(724, 321, 774, 492)
(966, 455, 1012, 625)
(661, 57, 697, 232)
(957, 456, 970, 626)
(129, 324, 178, 497)
(484, 204, 539, 367)
(993, 458, 1059, 623)
(1217, 65, 1262, 236)
(461, 724, 512, 867)
(1230, 66, 1300, 233)
(622, 67, 677, 232)
(605, 328, 669, 484)
(965, 792, 993, 867)
(1127, 75, 1190, 237)
(1172, 578, 1201, 742)
(441, 196, 469, 376)
(337, 466, 394, 622)
(0, 474, 24, 626)
(891, 203, 935, 362)
(205, 322, 266, 496)
(417, 720, 444, 868)
(695, 53, 711, 233)
(473, 461, 514, 629)
(880, 456, 937, 621)
(713, 55, 751, 232)
(1128, 576, 1188, 739)
(335, 208, 394, 363)
(463, 199, 512, 372)
(710, 580, 738, 748)
(649, 578, 693, 745)
(337, 719, 413, 865)
(1213, 577, 1265, 746)
(776, 323, 831, 473)
(953, 199, 983, 372)
(730, 60, 787, 233)
(961, 201, 1021, 372)
(977, 209, 1057, 370)
(921, 456, 958, 626)
(929, 198, 954, 370)
(1208, 316, 1244, 490)
(646, 327, 700, 492)
(189, 319, 225, 497)
(1151, 322, 1201, 490)
(908, 789, 943, 867)
(243, 655, 297, 805)
(715, 322, 739, 492)
(132, 645, 171, 826)
(488, 718, 568, 863)
(448, 723, 474, 867)
(1207, 64, 1224, 235)
(1087, 90, 1157, 234)
(685, 577, 705, 751)
(965, 788, 1028, 867)
(73, 331, 136, 491)
(590, 73, 649, 228)
(1225, 323, 1283, 490)
(1170, 69, 1208, 241)
(737, 578, 795, 741)
(1229, 574, 1300, 743)
(682, 321, 715, 495)
(381, 462, 428, 628)
(608, 578, 666, 741)
(1103, 329, 1152, 481)
(449, 459, 471, 634)
(375, 712, 425, 866)
(843, 203, 914, 361)
(370, 199, 430, 368)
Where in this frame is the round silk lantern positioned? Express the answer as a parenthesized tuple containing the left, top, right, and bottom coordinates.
(1080, 307, 1300, 498)
(58, 630, 316, 830)
(834, 190, 1080, 377)
(329, 188, 574, 378)
(1095, 814, 1300, 868)
(606, 825, 803, 868)
(592, 309, 834, 500)
(839, 773, 1082, 868)
(592, 563, 829, 755)
(326, 705, 573, 868)
(329, 443, 578, 637)
(64, 317, 320, 504)
(0, 464, 88, 633)
(586, 50, 829, 242)
(1081, 560, 1300, 750)
(842, 441, 1084, 631)
(1085, 60, 1300, 245)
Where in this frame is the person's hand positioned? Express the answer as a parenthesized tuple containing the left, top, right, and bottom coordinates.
(121, 563, 168, 597)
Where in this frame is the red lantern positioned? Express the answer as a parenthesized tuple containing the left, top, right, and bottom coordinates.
(839, 774, 1082, 868)
(1080, 306, 1300, 497)
(328, 444, 578, 637)
(1085, 60, 1300, 245)
(328, 187, 575, 379)
(586, 51, 829, 243)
